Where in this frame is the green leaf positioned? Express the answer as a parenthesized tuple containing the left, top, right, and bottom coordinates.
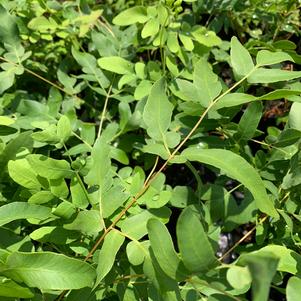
(113, 6, 149, 26)
(57, 115, 71, 142)
(237, 102, 263, 141)
(147, 218, 189, 280)
(126, 240, 149, 266)
(256, 50, 293, 66)
(8, 159, 41, 190)
(214, 93, 256, 110)
(98, 56, 133, 75)
(143, 78, 173, 143)
(243, 254, 279, 301)
(71, 47, 109, 88)
(0, 277, 33, 298)
(167, 31, 180, 53)
(0, 125, 17, 135)
(176, 207, 217, 273)
(142, 18, 160, 38)
(238, 245, 301, 275)
(0, 202, 52, 227)
(193, 59, 222, 107)
(274, 129, 301, 147)
(2, 252, 96, 290)
(230, 37, 254, 77)
(181, 148, 278, 217)
(257, 89, 301, 101)
(64, 210, 103, 236)
(289, 102, 301, 130)
(84, 137, 112, 199)
(70, 175, 89, 209)
(191, 27, 222, 47)
(226, 266, 251, 291)
(248, 68, 301, 83)
(287, 277, 301, 301)
(0, 5, 19, 45)
(118, 208, 171, 240)
(0, 70, 15, 94)
(30, 226, 79, 244)
(95, 230, 125, 286)
(27, 154, 72, 179)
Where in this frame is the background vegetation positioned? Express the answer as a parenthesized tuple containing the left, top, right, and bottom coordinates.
(0, 0, 301, 300)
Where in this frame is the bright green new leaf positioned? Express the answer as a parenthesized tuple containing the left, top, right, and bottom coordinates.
(193, 59, 222, 107)
(3, 252, 96, 290)
(0, 277, 33, 298)
(0, 202, 52, 227)
(147, 218, 189, 280)
(141, 18, 160, 38)
(248, 68, 301, 83)
(143, 78, 173, 143)
(256, 50, 293, 66)
(176, 207, 217, 273)
(287, 277, 301, 301)
(27, 154, 73, 179)
(113, 6, 149, 26)
(98, 56, 133, 74)
(191, 27, 222, 47)
(181, 148, 278, 217)
(95, 230, 125, 286)
(230, 37, 254, 77)
(8, 159, 41, 190)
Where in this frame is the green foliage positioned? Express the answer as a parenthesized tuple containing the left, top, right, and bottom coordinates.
(0, 0, 301, 300)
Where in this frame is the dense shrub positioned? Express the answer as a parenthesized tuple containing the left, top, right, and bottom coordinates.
(0, 0, 301, 300)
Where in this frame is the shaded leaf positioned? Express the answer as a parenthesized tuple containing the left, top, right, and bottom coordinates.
(176, 207, 217, 273)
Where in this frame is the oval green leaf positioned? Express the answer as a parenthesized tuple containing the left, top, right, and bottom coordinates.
(181, 148, 278, 217)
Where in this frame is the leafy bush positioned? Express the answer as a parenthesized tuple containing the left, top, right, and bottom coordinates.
(0, 0, 301, 300)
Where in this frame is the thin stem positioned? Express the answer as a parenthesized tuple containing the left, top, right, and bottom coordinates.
(97, 83, 113, 138)
(144, 156, 159, 187)
(251, 138, 289, 155)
